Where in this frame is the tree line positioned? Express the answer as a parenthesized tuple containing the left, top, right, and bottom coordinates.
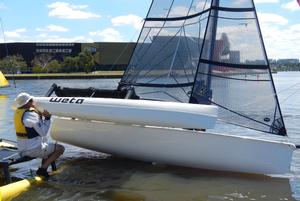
(270, 64, 300, 72)
(0, 49, 95, 74)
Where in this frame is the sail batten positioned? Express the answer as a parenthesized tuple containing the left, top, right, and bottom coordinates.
(120, 0, 286, 136)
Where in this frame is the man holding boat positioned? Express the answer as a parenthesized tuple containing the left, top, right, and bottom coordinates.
(14, 92, 65, 178)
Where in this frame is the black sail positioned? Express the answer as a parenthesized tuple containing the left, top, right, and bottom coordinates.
(119, 0, 286, 136)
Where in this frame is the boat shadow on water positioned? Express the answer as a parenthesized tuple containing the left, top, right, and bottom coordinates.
(12, 155, 297, 201)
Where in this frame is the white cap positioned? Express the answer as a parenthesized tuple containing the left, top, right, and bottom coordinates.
(15, 92, 34, 108)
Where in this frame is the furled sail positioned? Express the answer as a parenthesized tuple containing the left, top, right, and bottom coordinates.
(119, 0, 286, 136)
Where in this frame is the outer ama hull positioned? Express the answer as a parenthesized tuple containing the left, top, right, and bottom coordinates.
(34, 97, 218, 130)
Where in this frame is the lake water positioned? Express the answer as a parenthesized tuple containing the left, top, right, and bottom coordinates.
(1, 72, 300, 201)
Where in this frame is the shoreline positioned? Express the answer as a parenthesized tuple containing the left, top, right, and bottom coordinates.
(4, 71, 124, 80)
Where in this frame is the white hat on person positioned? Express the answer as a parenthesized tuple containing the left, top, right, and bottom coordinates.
(15, 92, 34, 108)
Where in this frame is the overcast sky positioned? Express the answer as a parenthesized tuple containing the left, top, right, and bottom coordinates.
(0, 0, 299, 59)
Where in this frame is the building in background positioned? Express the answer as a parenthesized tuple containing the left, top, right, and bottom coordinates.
(277, 59, 299, 65)
(0, 42, 135, 71)
(82, 42, 135, 71)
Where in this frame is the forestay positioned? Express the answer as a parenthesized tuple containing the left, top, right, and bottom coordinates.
(119, 0, 286, 136)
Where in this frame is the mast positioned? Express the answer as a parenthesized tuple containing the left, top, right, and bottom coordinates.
(205, 0, 219, 104)
(190, 0, 219, 104)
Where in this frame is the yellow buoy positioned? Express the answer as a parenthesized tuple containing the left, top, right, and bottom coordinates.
(0, 177, 43, 201)
(0, 176, 43, 201)
(0, 167, 62, 201)
(0, 71, 9, 88)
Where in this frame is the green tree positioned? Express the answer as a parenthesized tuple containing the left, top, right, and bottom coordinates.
(31, 54, 53, 70)
(32, 64, 43, 73)
(46, 60, 62, 73)
(62, 56, 78, 73)
(78, 49, 95, 73)
(0, 55, 27, 73)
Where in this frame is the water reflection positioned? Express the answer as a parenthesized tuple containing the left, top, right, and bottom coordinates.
(14, 156, 295, 201)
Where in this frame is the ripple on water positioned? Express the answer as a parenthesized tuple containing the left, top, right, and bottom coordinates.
(12, 156, 297, 201)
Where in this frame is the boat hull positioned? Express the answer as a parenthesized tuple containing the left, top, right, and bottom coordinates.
(51, 117, 295, 175)
(34, 97, 218, 129)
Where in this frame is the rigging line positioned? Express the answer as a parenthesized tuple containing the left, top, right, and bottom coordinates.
(186, 0, 208, 73)
(168, 28, 183, 79)
(135, 0, 176, 64)
(162, 91, 184, 102)
(135, 29, 183, 78)
(166, 0, 196, 80)
(139, 50, 178, 78)
(227, 76, 300, 109)
(209, 99, 281, 132)
(176, 41, 193, 83)
(134, 0, 196, 81)
(131, 0, 204, 84)
(195, 0, 208, 77)
(140, 90, 167, 95)
(170, 73, 190, 97)
(132, 26, 152, 63)
(280, 86, 300, 105)
(140, 34, 193, 80)
(162, 0, 201, 90)
(121, 0, 155, 84)
(182, 27, 193, 83)
(277, 80, 300, 94)
(134, 26, 182, 76)
(140, 89, 184, 102)
(145, 72, 172, 84)
(0, 17, 16, 88)
(108, 25, 142, 72)
(216, 118, 276, 135)
(140, 90, 184, 102)
(142, 44, 194, 85)
(142, 0, 195, 71)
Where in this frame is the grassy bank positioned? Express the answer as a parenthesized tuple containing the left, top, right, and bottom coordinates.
(4, 71, 124, 80)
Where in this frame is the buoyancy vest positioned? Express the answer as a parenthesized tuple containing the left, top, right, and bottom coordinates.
(14, 107, 41, 139)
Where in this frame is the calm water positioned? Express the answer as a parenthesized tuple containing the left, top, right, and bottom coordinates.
(1, 72, 300, 201)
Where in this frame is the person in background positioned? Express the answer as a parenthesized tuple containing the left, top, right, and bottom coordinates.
(14, 92, 65, 178)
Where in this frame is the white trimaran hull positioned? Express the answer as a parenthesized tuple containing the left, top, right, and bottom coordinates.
(35, 97, 295, 175)
(51, 118, 294, 175)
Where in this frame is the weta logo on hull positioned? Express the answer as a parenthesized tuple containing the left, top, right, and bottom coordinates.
(49, 97, 84, 104)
